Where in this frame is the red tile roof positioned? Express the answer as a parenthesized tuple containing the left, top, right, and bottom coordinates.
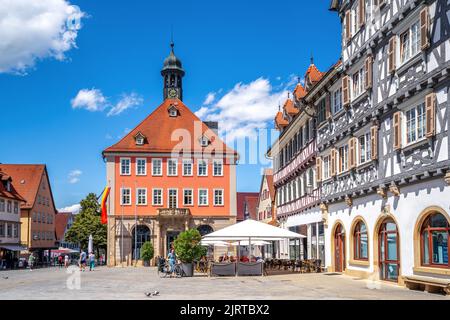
(0, 164, 49, 209)
(237, 192, 259, 221)
(103, 99, 237, 156)
(0, 171, 25, 202)
(245, 196, 259, 220)
(275, 111, 288, 130)
(305, 63, 325, 84)
(55, 212, 71, 241)
(283, 98, 298, 116)
(263, 169, 275, 201)
(294, 83, 307, 100)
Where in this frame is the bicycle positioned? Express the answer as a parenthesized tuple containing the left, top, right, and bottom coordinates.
(157, 258, 186, 278)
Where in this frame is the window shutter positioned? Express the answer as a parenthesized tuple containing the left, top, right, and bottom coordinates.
(349, 138, 357, 169)
(325, 94, 332, 120)
(316, 157, 322, 183)
(342, 76, 350, 106)
(388, 37, 396, 74)
(426, 93, 436, 138)
(393, 111, 402, 150)
(331, 149, 337, 177)
(420, 7, 430, 50)
(365, 55, 373, 90)
(371, 126, 378, 161)
(345, 10, 351, 43)
(359, 0, 366, 28)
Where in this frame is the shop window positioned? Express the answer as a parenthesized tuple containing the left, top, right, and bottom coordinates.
(421, 213, 449, 268)
(353, 221, 369, 260)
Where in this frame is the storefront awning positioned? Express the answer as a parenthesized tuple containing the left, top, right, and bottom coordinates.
(0, 245, 28, 251)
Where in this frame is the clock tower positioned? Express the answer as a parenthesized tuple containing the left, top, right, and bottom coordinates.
(161, 42, 185, 101)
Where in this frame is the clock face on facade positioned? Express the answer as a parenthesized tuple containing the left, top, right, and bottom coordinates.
(168, 88, 178, 98)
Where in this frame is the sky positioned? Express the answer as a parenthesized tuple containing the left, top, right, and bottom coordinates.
(0, 0, 341, 212)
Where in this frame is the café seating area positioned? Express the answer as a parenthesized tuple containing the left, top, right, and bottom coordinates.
(264, 259, 323, 273)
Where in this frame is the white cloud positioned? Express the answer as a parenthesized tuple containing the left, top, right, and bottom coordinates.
(107, 93, 144, 117)
(203, 92, 216, 105)
(58, 203, 81, 214)
(71, 88, 107, 112)
(0, 0, 85, 74)
(68, 169, 82, 184)
(195, 77, 294, 141)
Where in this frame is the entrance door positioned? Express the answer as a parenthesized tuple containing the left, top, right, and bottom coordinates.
(334, 224, 346, 272)
(132, 225, 151, 260)
(166, 231, 180, 256)
(379, 219, 399, 282)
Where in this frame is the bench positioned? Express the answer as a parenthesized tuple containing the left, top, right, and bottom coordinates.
(404, 275, 450, 295)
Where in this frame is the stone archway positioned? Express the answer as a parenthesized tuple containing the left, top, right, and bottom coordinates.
(197, 225, 214, 236)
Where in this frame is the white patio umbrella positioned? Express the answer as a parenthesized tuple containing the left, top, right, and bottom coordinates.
(200, 240, 229, 247)
(231, 240, 271, 246)
(88, 234, 93, 253)
(202, 219, 305, 261)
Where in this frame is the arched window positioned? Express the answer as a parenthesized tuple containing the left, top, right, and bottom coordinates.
(353, 221, 368, 260)
(197, 225, 214, 237)
(421, 213, 449, 268)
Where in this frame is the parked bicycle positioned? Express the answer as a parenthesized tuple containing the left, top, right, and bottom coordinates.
(157, 257, 185, 278)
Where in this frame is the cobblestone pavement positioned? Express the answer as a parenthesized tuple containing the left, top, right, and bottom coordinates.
(0, 266, 448, 300)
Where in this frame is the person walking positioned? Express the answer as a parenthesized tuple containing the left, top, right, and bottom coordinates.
(168, 249, 176, 276)
(79, 250, 87, 272)
(64, 254, 69, 268)
(58, 255, 63, 268)
(28, 254, 35, 271)
(88, 252, 95, 271)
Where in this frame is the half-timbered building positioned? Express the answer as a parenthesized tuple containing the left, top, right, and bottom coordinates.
(320, 0, 450, 291)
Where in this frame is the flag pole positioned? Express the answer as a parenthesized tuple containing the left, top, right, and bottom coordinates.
(134, 180, 138, 267)
(121, 182, 124, 268)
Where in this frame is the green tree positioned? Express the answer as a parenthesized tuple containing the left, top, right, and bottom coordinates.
(65, 193, 107, 255)
(173, 229, 207, 263)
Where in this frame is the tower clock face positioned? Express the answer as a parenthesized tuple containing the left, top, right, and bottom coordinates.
(168, 88, 178, 98)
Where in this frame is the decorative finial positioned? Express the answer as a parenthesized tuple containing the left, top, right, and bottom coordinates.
(170, 25, 175, 51)
(297, 76, 301, 84)
(288, 92, 290, 99)
(311, 53, 314, 65)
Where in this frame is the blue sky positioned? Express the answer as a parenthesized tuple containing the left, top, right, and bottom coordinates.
(0, 0, 341, 211)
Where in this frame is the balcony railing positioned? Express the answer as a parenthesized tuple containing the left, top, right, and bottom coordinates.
(274, 140, 317, 185)
(157, 208, 191, 217)
(277, 188, 320, 217)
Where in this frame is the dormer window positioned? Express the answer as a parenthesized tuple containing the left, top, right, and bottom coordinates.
(168, 104, 179, 117)
(134, 132, 146, 146)
(6, 181, 11, 192)
(200, 136, 210, 147)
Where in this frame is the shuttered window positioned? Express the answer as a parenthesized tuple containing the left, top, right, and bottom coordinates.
(365, 56, 373, 90)
(358, 0, 366, 28)
(345, 10, 351, 42)
(331, 148, 337, 177)
(339, 145, 349, 173)
(388, 37, 396, 74)
(420, 7, 430, 50)
(393, 111, 402, 150)
(316, 157, 322, 183)
(426, 93, 436, 138)
(325, 94, 332, 120)
(349, 138, 357, 169)
(371, 126, 378, 161)
(342, 76, 350, 106)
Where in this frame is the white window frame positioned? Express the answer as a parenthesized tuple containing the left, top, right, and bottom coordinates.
(197, 159, 208, 177)
(358, 132, 372, 165)
(152, 158, 162, 176)
(0, 199, 5, 212)
(120, 158, 131, 176)
(120, 188, 132, 206)
(198, 189, 209, 206)
(323, 155, 331, 180)
(332, 87, 343, 114)
(183, 189, 194, 206)
(167, 159, 178, 176)
(213, 159, 223, 177)
(399, 20, 421, 66)
(404, 102, 427, 146)
(339, 145, 349, 173)
(136, 158, 147, 176)
(182, 159, 193, 176)
(167, 188, 178, 208)
(213, 189, 224, 206)
(136, 188, 147, 206)
(152, 188, 163, 206)
(352, 67, 365, 100)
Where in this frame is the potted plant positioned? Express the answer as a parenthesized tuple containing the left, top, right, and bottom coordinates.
(173, 229, 206, 277)
(140, 241, 154, 267)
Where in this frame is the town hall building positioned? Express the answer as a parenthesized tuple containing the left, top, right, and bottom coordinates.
(103, 43, 238, 266)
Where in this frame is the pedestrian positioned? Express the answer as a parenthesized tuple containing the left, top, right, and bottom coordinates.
(79, 250, 87, 272)
(28, 254, 35, 271)
(64, 254, 69, 268)
(167, 249, 176, 276)
(88, 252, 95, 271)
(58, 255, 63, 268)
